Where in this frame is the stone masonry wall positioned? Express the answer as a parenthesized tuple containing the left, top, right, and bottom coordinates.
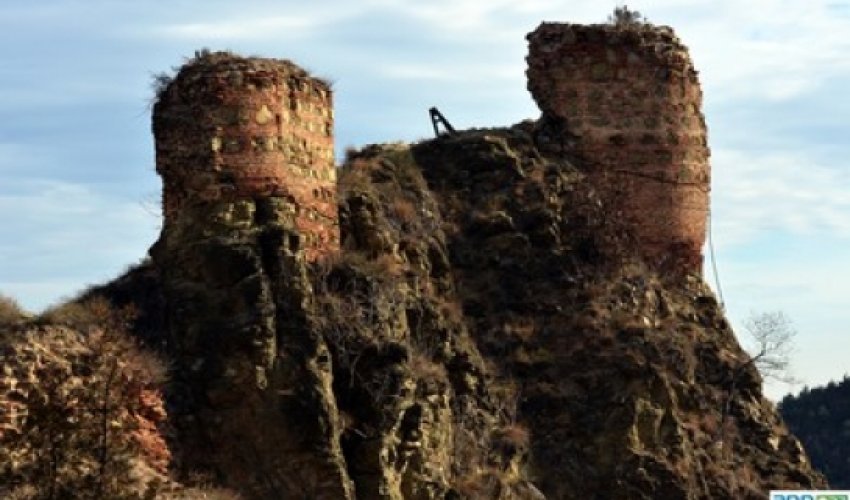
(153, 52, 338, 261)
(527, 23, 710, 272)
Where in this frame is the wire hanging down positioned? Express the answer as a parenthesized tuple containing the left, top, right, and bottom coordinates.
(707, 207, 725, 310)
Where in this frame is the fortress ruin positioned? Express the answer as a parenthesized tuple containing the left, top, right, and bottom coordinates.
(152, 52, 339, 261)
(527, 22, 710, 272)
(151, 21, 709, 271)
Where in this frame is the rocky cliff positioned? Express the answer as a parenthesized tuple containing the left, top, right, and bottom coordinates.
(140, 122, 823, 498)
(0, 19, 829, 500)
(0, 123, 828, 500)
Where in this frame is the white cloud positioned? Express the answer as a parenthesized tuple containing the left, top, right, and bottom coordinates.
(154, 15, 320, 41)
(0, 180, 160, 311)
(710, 148, 850, 248)
(678, 1, 850, 103)
(378, 61, 519, 82)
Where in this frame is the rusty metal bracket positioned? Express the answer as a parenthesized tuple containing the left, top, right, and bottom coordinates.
(429, 107, 456, 137)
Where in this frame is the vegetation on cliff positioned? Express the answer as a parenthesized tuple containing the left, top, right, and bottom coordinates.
(0, 298, 166, 498)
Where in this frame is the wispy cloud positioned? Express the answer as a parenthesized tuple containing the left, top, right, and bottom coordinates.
(377, 61, 519, 82)
(0, 180, 160, 311)
(711, 148, 850, 247)
(677, 0, 850, 103)
(154, 16, 320, 41)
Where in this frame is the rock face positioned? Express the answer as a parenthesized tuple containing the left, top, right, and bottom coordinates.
(151, 197, 354, 498)
(137, 21, 826, 500)
(527, 23, 710, 273)
(145, 125, 826, 498)
(408, 127, 823, 498)
(149, 146, 541, 499)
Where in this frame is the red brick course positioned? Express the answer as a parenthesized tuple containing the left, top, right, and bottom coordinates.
(153, 53, 338, 261)
(527, 23, 710, 272)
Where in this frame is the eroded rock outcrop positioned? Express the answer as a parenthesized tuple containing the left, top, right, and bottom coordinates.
(406, 124, 823, 498)
(151, 198, 354, 498)
(147, 120, 825, 498)
(19, 18, 824, 500)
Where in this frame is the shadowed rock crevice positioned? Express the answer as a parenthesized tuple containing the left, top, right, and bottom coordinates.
(149, 198, 354, 498)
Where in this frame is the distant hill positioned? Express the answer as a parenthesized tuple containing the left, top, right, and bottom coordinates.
(780, 377, 850, 487)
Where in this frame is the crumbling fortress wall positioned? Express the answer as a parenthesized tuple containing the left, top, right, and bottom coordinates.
(153, 52, 338, 261)
(527, 22, 710, 272)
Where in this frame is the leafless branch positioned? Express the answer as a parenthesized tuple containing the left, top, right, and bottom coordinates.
(744, 310, 799, 385)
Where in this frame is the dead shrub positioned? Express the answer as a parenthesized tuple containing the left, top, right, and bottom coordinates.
(0, 303, 170, 498)
(453, 468, 504, 499)
(439, 299, 464, 324)
(493, 423, 530, 452)
(39, 295, 139, 333)
(390, 198, 417, 226)
(340, 250, 404, 281)
(373, 254, 404, 278)
(0, 294, 27, 326)
(338, 161, 375, 197)
(503, 318, 536, 342)
(408, 353, 448, 383)
(607, 5, 648, 28)
(699, 413, 720, 436)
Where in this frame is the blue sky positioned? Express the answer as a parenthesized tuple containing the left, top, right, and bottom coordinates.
(1, 0, 849, 400)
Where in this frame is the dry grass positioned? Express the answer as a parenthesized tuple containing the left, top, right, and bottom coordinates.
(176, 487, 243, 499)
(494, 424, 531, 451)
(390, 198, 417, 226)
(439, 299, 464, 324)
(39, 295, 139, 333)
(408, 353, 448, 383)
(0, 294, 27, 326)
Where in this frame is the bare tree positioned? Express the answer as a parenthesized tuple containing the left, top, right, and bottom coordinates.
(744, 310, 799, 384)
(715, 310, 799, 455)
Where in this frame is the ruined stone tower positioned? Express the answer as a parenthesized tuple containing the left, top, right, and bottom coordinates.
(149, 53, 354, 498)
(527, 23, 710, 272)
(153, 52, 338, 261)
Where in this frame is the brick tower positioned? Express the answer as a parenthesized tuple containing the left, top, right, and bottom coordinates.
(526, 23, 710, 272)
(152, 51, 338, 261)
